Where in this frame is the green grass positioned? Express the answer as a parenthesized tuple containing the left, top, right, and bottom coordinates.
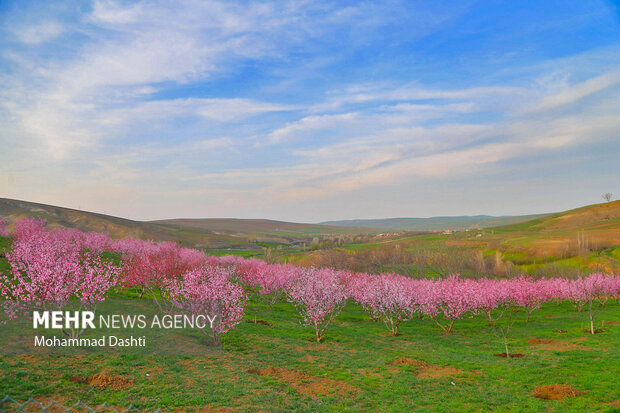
(1, 297, 618, 411)
(204, 249, 264, 258)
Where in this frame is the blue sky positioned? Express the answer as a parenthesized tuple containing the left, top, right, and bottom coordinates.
(0, 0, 619, 222)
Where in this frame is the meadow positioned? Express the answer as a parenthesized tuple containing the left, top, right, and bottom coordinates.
(1, 298, 619, 411)
(0, 217, 619, 412)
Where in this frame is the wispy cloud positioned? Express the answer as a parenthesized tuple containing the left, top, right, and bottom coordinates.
(0, 0, 618, 221)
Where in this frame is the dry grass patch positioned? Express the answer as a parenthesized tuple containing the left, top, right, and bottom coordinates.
(247, 366, 358, 398)
(526, 337, 592, 352)
(390, 358, 463, 379)
(533, 384, 584, 401)
(71, 373, 133, 390)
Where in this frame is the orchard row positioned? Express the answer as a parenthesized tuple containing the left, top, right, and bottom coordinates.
(0, 218, 618, 343)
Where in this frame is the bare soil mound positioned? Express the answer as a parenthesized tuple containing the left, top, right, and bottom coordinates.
(389, 358, 463, 378)
(533, 384, 584, 400)
(86, 373, 134, 390)
(248, 367, 358, 398)
(493, 353, 524, 358)
(604, 320, 619, 325)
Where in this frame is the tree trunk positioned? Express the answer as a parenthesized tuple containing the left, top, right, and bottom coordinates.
(589, 300, 595, 335)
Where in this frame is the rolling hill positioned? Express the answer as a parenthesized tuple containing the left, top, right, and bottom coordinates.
(0, 198, 372, 249)
(321, 214, 550, 231)
(486, 200, 620, 257)
(298, 201, 620, 275)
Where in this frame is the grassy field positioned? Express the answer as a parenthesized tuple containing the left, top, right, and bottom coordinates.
(1, 294, 619, 412)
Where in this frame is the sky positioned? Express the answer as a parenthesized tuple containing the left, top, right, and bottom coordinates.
(0, 0, 619, 222)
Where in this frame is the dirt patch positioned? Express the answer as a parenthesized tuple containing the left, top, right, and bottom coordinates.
(247, 367, 358, 398)
(554, 329, 568, 333)
(391, 357, 419, 365)
(357, 368, 383, 378)
(299, 354, 315, 363)
(85, 373, 133, 390)
(493, 353, 525, 358)
(389, 358, 463, 379)
(605, 399, 620, 407)
(527, 338, 555, 344)
(543, 314, 556, 318)
(245, 319, 272, 326)
(533, 384, 584, 401)
(603, 320, 619, 325)
(527, 338, 591, 352)
(584, 328, 607, 334)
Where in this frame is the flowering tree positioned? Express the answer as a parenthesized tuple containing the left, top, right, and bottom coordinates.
(352, 273, 417, 335)
(163, 264, 246, 344)
(82, 231, 112, 253)
(287, 267, 348, 342)
(473, 279, 512, 326)
(571, 273, 619, 334)
(12, 217, 46, 241)
(116, 240, 205, 302)
(430, 275, 478, 333)
(0, 219, 119, 337)
(508, 276, 548, 322)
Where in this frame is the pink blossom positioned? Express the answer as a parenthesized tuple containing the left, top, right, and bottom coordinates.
(163, 264, 246, 343)
(0, 220, 119, 321)
(286, 267, 348, 342)
(351, 273, 417, 335)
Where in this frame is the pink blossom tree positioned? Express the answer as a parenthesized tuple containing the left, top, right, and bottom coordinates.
(427, 275, 479, 333)
(82, 231, 112, 253)
(508, 276, 548, 322)
(351, 273, 417, 335)
(117, 240, 205, 302)
(163, 264, 246, 344)
(0, 220, 119, 337)
(473, 279, 512, 327)
(12, 217, 46, 241)
(571, 273, 619, 334)
(287, 267, 348, 342)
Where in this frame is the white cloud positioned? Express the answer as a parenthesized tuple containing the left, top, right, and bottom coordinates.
(14, 21, 64, 44)
(525, 70, 620, 112)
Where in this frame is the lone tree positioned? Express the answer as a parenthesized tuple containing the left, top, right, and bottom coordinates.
(602, 193, 613, 203)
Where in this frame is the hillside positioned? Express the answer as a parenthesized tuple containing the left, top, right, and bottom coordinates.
(321, 213, 550, 231)
(297, 201, 620, 275)
(494, 200, 620, 233)
(0, 198, 372, 249)
(486, 201, 620, 258)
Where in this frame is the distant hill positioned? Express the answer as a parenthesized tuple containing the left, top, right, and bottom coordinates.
(320, 214, 551, 231)
(0, 198, 374, 249)
(153, 218, 373, 237)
